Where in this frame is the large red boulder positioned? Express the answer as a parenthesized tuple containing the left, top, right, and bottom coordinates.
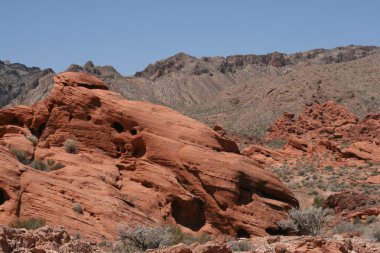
(0, 72, 298, 241)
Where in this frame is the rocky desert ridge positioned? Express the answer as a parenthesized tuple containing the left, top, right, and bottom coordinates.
(2, 45, 380, 137)
(0, 45, 379, 252)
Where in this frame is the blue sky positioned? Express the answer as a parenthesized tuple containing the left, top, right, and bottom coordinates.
(1, 0, 380, 75)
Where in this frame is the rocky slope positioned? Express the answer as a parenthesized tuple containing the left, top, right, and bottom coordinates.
(244, 101, 380, 167)
(1, 224, 379, 253)
(0, 72, 298, 241)
(2, 45, 380, 137)
(242, 101, 380, 207)
(0, 225, 99, 253)
(0, 60, 54, 108)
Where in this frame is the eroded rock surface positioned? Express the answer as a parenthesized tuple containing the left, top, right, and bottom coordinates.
(243, 101, 380, 169)
(0, 225, 98, 253)
(0, 72, 298, 241)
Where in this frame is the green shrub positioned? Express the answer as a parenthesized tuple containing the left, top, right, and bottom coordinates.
(332, 221, 360, 234)
(27, 135, 38, 146)
(10, 147, 30, 165)
(46, 160, 65, 171)
(64, 139, 77, 154)
(333, 221, 380, 242)
(367, 215, 378, 224)
(325, 166, 334, 171)
(10, 217, 46, 230)
(277, 207, 331, 236)
(228, 240, 254, 252)
(30, 159, 64, 171)
(313, 195, 325, 208)
(73, 203, 83, 214)
(264, 139, 286, 149)
(364, 222, 380, 242)
(117, 225, 212, 252)
(118, 225, 172, 251)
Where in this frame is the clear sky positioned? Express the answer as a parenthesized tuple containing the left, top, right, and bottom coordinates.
(1, 0, 380, 75)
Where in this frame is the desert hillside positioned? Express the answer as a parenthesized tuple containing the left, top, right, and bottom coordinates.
(2, 45, 380, 137)
(0, 72, 298, 241)
(0, 72, 379, 252)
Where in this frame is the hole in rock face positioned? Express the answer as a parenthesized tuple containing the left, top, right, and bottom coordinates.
(38, 123, 46, 137)
(90, 97, 102, 108)
(10, 117, 23, 127)
(266, 227, 284, 235)
(86, 115, 92, 121)
(112, 122, 124, 133)
(171, 197, 206, 231)
(237, 228, 250, 238)
(0, 188, 10, 205)
(130, 129, 138, 135)
(132, 139, 146, 158)
(236, 173, 254, 205)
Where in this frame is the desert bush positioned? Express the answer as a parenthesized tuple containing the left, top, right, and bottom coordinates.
(228, 240, 254, 252)
(10, 217, 46, 230)
(167, 225, 211, 245)
(313, 195, 325, 208)
(29, 159, 64, 172)
(363, 222, 380, 242)
(64, 139, 77, 154)
(117, 224, 211, 251)
(118, 225, 172, 251)
(264, 139, 286, 149)
(10, 147, 30, 165)
(182, 233, 211, 245)
(73, 203, 83, 214)
(29, 160, 48, 171)
(27, 135, 38, 146)
(277, 207, 331, 236)
(333, 221, 380, 242)
(332, 221, 360, 234)
(366, 215, 378, 224)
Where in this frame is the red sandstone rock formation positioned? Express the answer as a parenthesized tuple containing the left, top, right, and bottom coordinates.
(323, 192, 377, 213)
(0, 72, 298, 241)
(243, 101, 380, 169)
(0, 225, 98, 253)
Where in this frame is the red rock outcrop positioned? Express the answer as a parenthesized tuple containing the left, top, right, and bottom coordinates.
(0, 72, 298, 241)
(323, 192, 377, 213)
(151, 242, 232, 253)
(244, 101, 380, 168)
(0, 225, 98, 253)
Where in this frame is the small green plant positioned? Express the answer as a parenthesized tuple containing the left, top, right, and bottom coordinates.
(228, 240, 254, 252)
(341, 142, 351, 149)
(73, 232, 81, 240)
(10, 147, 30, 165)
(73, 203, 83, 214)
(333, 221, 380, 242)
(298, 171, 305, 176)
(64, 139, 77, 154)
(363, 222, 380, 242)
(325, 166, 334, 171)
(367, 215, 378, 224)
(29, 159, 64, 171)
(313, 195, 325, 208)
(27, 135, 38, 146)
(264, 139, 286, 149)
(10, 217, 46, 230)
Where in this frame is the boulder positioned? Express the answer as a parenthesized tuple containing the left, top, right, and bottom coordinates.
(0, 72, 298, 240)
(323, 192, 376, 213)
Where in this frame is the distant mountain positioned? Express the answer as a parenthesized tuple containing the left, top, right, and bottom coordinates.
(1, 45, 380, 137)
